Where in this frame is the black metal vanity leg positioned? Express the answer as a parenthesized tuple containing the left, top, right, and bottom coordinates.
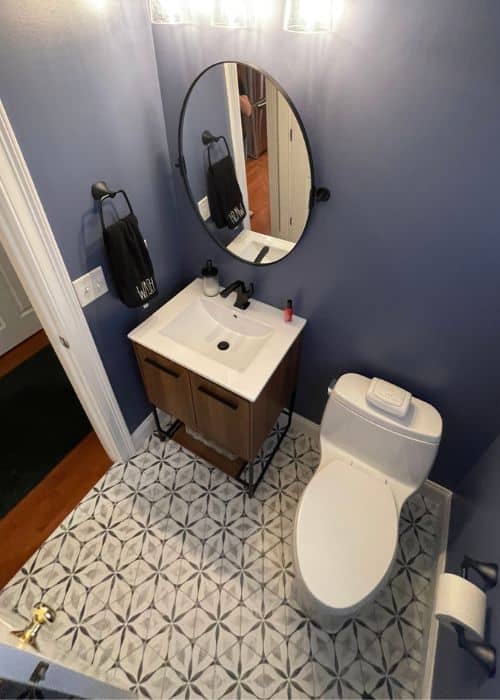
(247, 463, 255, 497)
(152, 405, 167, 440)
(237, 391, 296, 497)
(152, 405, 182, 442)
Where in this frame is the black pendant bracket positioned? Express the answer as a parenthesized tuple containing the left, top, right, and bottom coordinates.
(91, 180, 112, 201)
(453, 556, 498, 677)
(202, 129, 222, 146)
(314, 186, 331, 203)
(91, 180, 135, 233)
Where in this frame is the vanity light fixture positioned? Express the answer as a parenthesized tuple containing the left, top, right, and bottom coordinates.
(284, 0, 344, 32)
(211, 0, 248, 28)
(150, 0, 191, 24)
(150, 0, 270, 27)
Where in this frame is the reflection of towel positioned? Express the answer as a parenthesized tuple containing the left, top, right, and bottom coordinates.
(207, 154, 246, 229)
(103, 213, 158, 308)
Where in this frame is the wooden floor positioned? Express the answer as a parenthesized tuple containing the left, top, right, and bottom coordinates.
(0, 329, 49, 380)
(0, 431, 111, 588)
(246, 152, 271, 235)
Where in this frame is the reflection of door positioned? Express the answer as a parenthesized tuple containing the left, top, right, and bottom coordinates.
(267, 84, 311, 243)
(0, 610, 129, 698)
(0, 241, 41, 355)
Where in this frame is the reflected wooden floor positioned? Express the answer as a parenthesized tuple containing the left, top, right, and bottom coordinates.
(0, 431, 111, 588)
(246, 152, 271, 235)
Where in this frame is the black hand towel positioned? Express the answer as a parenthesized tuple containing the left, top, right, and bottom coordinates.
(103, 213, 158, 308)
(207, 154, 246, 229)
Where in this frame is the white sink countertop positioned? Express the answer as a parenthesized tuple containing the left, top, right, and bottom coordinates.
(128, 278, 306, 402)
(227, 229, 295, 263)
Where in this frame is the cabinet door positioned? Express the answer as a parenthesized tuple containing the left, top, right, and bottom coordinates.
(133, 344, 195, 427)
(190, 373, 251, 460)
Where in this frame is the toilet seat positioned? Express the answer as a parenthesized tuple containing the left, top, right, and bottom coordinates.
(294, 459, 398, 614)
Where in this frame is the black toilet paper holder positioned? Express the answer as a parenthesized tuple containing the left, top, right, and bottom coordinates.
(452, 556, 498, 677)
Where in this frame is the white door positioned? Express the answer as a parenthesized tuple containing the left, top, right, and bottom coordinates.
(267, 85, 311, 243)
(0, 609, 130, 698)
(0, 240, 41, 355)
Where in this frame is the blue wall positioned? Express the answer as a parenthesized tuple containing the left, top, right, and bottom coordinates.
(182, 64, 231, 203)
(153, 0, 500, 487)
(0, 0, 185, 431)
(433, 432, 500, 697)
(2, 0, 500, 486)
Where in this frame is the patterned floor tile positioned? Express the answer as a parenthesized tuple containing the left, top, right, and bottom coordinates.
(0, 417, 446, 699)
(149, 586, 198, 660)
(162, 641, 216, 699)
(264, 639, 316, 699)
(215, 641, 264, 698)
(110, 642, 168, 698)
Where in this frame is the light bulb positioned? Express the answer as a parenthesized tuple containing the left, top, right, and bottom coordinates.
(284, 0, 344, 33)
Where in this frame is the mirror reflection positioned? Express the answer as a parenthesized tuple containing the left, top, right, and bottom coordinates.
(180, 62, 313, 265)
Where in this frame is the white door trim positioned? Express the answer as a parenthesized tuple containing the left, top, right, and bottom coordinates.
(0, 100, 135, 462)
(223, 63, 251, 230)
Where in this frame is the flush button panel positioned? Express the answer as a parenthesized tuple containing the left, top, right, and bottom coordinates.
(366, 378, 412, 418)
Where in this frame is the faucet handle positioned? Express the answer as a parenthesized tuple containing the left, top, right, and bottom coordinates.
(245, 282, 254, 296)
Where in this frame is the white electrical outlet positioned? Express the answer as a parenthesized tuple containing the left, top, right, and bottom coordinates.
(198, 196, 211, 221)
(73, 266, 108, 307)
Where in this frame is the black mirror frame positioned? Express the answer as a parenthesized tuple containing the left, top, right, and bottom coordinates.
(177, 60, 330, 267)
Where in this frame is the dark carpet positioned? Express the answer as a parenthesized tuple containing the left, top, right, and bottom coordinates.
(0, 344, 91, 517)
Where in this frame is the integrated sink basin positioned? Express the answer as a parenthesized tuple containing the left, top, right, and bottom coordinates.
(160, 297, 273, 372)
(128, 278, 306, 402)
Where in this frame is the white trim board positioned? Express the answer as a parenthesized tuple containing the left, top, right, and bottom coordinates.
(132, 408, 171, 453)
(223, 63, 251, 230)
(421, 485, 452, 699)
(0, 100, 135, 462)
(291, 411, 321, 441)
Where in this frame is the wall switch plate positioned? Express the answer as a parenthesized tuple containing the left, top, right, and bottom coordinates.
(73, 266, 108, 307)
(198, 196, 211, 221)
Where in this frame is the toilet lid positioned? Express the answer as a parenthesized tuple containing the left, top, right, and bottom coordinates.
(295, 460, 398, 614)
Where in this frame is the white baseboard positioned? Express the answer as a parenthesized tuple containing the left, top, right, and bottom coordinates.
(420, 483, 452, 699)
(291, 412, 320, 441)
(131, 409, 170, 453)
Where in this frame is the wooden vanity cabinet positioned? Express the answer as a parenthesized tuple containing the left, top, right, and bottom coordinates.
(133, 345, 195, 426)
(190, 374, 252, 458)
(132, 336, 301, 468)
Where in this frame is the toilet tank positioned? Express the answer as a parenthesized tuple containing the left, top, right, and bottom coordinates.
(321, 374, 442, 490)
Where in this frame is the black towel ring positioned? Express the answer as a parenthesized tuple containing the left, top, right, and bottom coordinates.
(202, 130, 231, 167)
(91, 180, 135, 233)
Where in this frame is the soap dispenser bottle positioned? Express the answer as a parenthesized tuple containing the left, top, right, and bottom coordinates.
(201, 259, 219, 297)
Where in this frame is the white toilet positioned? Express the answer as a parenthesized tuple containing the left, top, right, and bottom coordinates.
(293, 373, 442, 624)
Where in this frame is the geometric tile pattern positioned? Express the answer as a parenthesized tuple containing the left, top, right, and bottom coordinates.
(0, 418, 445, 699)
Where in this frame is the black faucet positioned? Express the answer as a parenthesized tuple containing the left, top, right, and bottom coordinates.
(220, 280, 254, 310)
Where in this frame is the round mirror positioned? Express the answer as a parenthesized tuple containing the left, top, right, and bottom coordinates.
(179, 62, 315, 265)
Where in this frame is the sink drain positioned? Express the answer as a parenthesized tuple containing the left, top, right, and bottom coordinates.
(217, 340, 230, 351)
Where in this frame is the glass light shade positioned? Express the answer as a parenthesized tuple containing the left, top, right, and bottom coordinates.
(211, 0, 248, 28)
(150, 0, 191, 24)
(284, 0, 344, 32)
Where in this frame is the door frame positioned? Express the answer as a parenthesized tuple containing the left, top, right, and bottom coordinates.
(223, 63, 251, 230)
(0, 100, 135, 462)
